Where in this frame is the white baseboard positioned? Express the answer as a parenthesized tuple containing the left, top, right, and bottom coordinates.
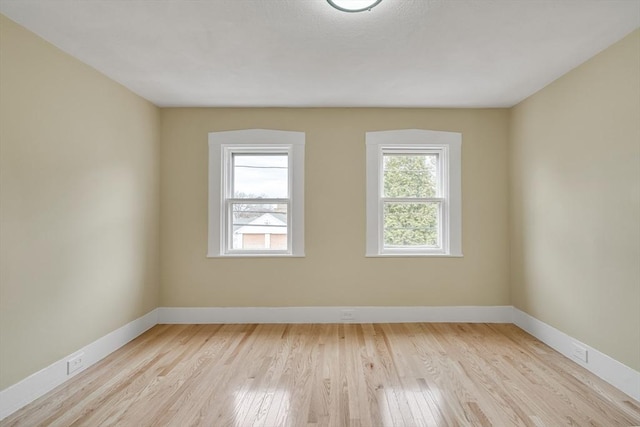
(0, 308, 158, 421)
(2, 306, 637, 421)
(157, 305, 514, 324)
(512, 308, 640, 402)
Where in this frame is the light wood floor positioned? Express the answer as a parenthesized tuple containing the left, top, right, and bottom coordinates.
(2, 323, 639, 426)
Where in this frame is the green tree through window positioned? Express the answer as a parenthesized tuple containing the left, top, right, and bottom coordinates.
(383, 154, 439, 247)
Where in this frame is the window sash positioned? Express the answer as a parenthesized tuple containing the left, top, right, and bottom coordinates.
(225, 199, 291, 254)
(382, 151, 442, 199)
(378, 148, 448, 254)
(222, 146, 294, 255)
(231, 152, 289, 199)
(380, 199, 445, 253)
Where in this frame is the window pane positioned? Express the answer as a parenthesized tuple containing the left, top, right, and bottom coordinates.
(233, 154, 288, 199)
(383, 202, 439, 247)
(383, 154, 437, 198)
(231, 203, 288, 250)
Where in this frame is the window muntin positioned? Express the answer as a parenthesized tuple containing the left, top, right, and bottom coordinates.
(208, 129, 304, 257)
(366, 129, 462, 257)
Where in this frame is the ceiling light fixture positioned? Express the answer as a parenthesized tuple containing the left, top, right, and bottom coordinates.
(327, 0, 382, 13)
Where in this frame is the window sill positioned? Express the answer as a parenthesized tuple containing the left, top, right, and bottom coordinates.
(365, 253, 463, 258)
(207, 253, 306, 258)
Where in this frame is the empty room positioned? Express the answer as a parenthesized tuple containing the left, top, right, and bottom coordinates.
(0, 0, 639, 425)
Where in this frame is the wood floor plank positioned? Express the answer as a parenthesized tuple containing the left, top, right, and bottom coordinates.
(2, 323, 639, 427)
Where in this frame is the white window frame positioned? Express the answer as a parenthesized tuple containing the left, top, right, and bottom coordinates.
(208, 129, 305, 257)
(366, 129, 462, 257)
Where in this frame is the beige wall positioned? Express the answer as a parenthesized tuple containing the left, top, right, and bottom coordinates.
(509, 30, 640, 371)
(0, 16, 161, 389)
(160, 108, 510, 307)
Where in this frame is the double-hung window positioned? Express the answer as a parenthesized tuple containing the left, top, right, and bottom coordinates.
(208, 129, 305, 257)
(366, 129, 462, 257)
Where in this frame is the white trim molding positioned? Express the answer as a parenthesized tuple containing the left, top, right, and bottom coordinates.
(208, 129, 305, 258)
(365, 129, 462, 257)
(158, 306, 512, 324)
(0, 309, 158, 421)
(513, 308, 640, 402)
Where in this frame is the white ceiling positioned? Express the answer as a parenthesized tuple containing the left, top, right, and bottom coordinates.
(1, 0, 638, 108)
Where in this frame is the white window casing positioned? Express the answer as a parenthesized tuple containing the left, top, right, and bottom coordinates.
(208, 129, 305, 257)
(366, 129, 462, 257)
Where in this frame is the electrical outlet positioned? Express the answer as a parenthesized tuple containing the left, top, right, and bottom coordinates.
(572, 343, 588, 363)
(67, 353, 84, 375)
(340, 309, 355, 321)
